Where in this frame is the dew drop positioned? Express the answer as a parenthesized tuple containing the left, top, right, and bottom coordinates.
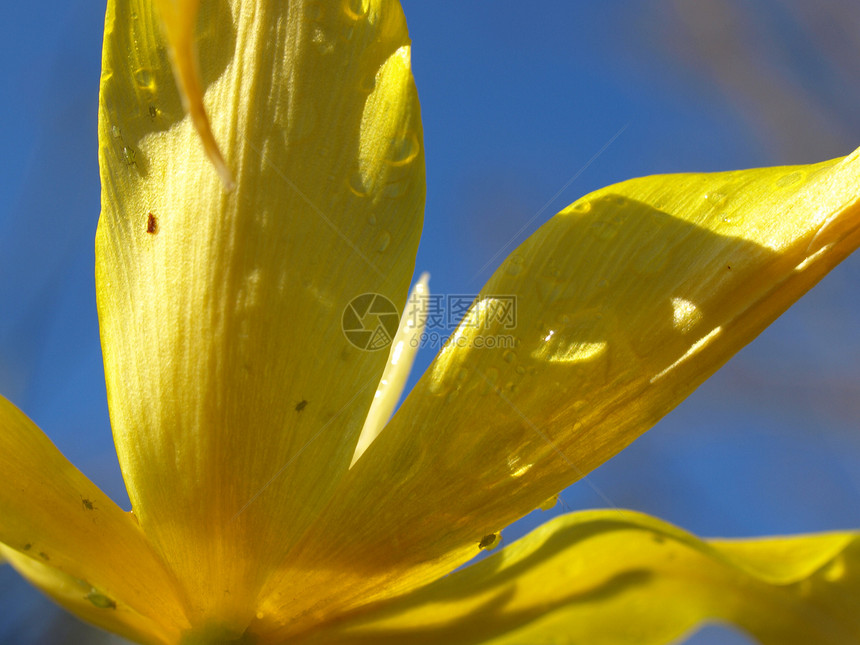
(776, 171, 802, 187)
(348, 171, 370, 197)
(384, 178, 409, 199)
(389, 132, 420, 166)
(343, 0, 370, 20)
(481, 367, 499, 394)
(704, 191, 726, 207)
(358, 68, 377, 93)
(306, 1, 324, 21)
(111, 125, 122, 139)
(133, 67, 155, 92)
(538, 495, 558, 511)
(822, 555, 846, 582)
(503, 350, 517, 363)
(367, 214, 377, 226)
(589, 214, 624, 241)
(375, 231, 391, 252)
(504, 255, 524, 276)
(571, 199, 592, 214)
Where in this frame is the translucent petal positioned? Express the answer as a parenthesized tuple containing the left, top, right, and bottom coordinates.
(263, 150, 860, 630)
(300, 511, 860, 645)
(0, 396, 186, 639)
(1, 545, 171, 645)
(98, 0, 423, 628)
(352, 272, 429, 465)
(151, 0, 232, 187)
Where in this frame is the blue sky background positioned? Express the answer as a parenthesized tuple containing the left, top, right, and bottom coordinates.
(2, 1, 860, 643)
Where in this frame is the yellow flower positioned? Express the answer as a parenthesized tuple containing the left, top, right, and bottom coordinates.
(1, 1, 860, 643)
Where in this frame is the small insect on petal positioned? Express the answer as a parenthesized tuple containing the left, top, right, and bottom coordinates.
(146, 212, 158, 234)
(86, 590, 117, 610)
(295, 400, 308, 412)
(478, 532, 502, 550)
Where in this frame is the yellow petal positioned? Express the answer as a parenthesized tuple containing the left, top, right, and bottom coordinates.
(352, 272, 430, 465)
(302, 511, 860, 645)
(266, 150, 860, 630)
(1, 545, 169, 645)
(151, 0, 233, 188)
(98, 0, 423, 627)
(0, 396, 186, 641)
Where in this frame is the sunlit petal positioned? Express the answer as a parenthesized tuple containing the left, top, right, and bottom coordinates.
(352, 272, 429, 466)
(151, 0, 232, 187)
(2, 545, 171, 645)
(98, 0, 423, 628)
(0, 396, 187, 640)
(267, 150, 860, 629)
(302, 511, 860, 645)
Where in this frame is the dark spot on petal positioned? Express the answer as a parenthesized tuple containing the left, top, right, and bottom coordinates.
(295, 399, 308, 412)
(726, 264, 732, 271)
(146, 212, 158, 234)
(478, 533, 500, 550)
(39, 552, 49, 561)
(81, 496, 96, 511)
(148, 105, 158, 119)
(23, 543, 31, 551)
(86, 590, 117, 610)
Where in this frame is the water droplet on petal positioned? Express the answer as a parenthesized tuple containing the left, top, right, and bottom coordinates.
(384, 178, 409, 199)
(133, 67, 155, 92)
(358, 69, 377, 93)
(504, 255, 524, 276)
(375, 231, 392, 253)
(571, 199, 592, 214)
(481, 367, 499, 394)
(704, 191, 726, 207)
(503, 350, 517, 363)
(389, 132, 420, 166)
(306, 1, 324, 21)
(343, 0, 370, 20)
(589, 213, 625, 241)
(538, 495, 558, 511)
(348, 171, 370, 197)
(776, 171, 802, 187)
